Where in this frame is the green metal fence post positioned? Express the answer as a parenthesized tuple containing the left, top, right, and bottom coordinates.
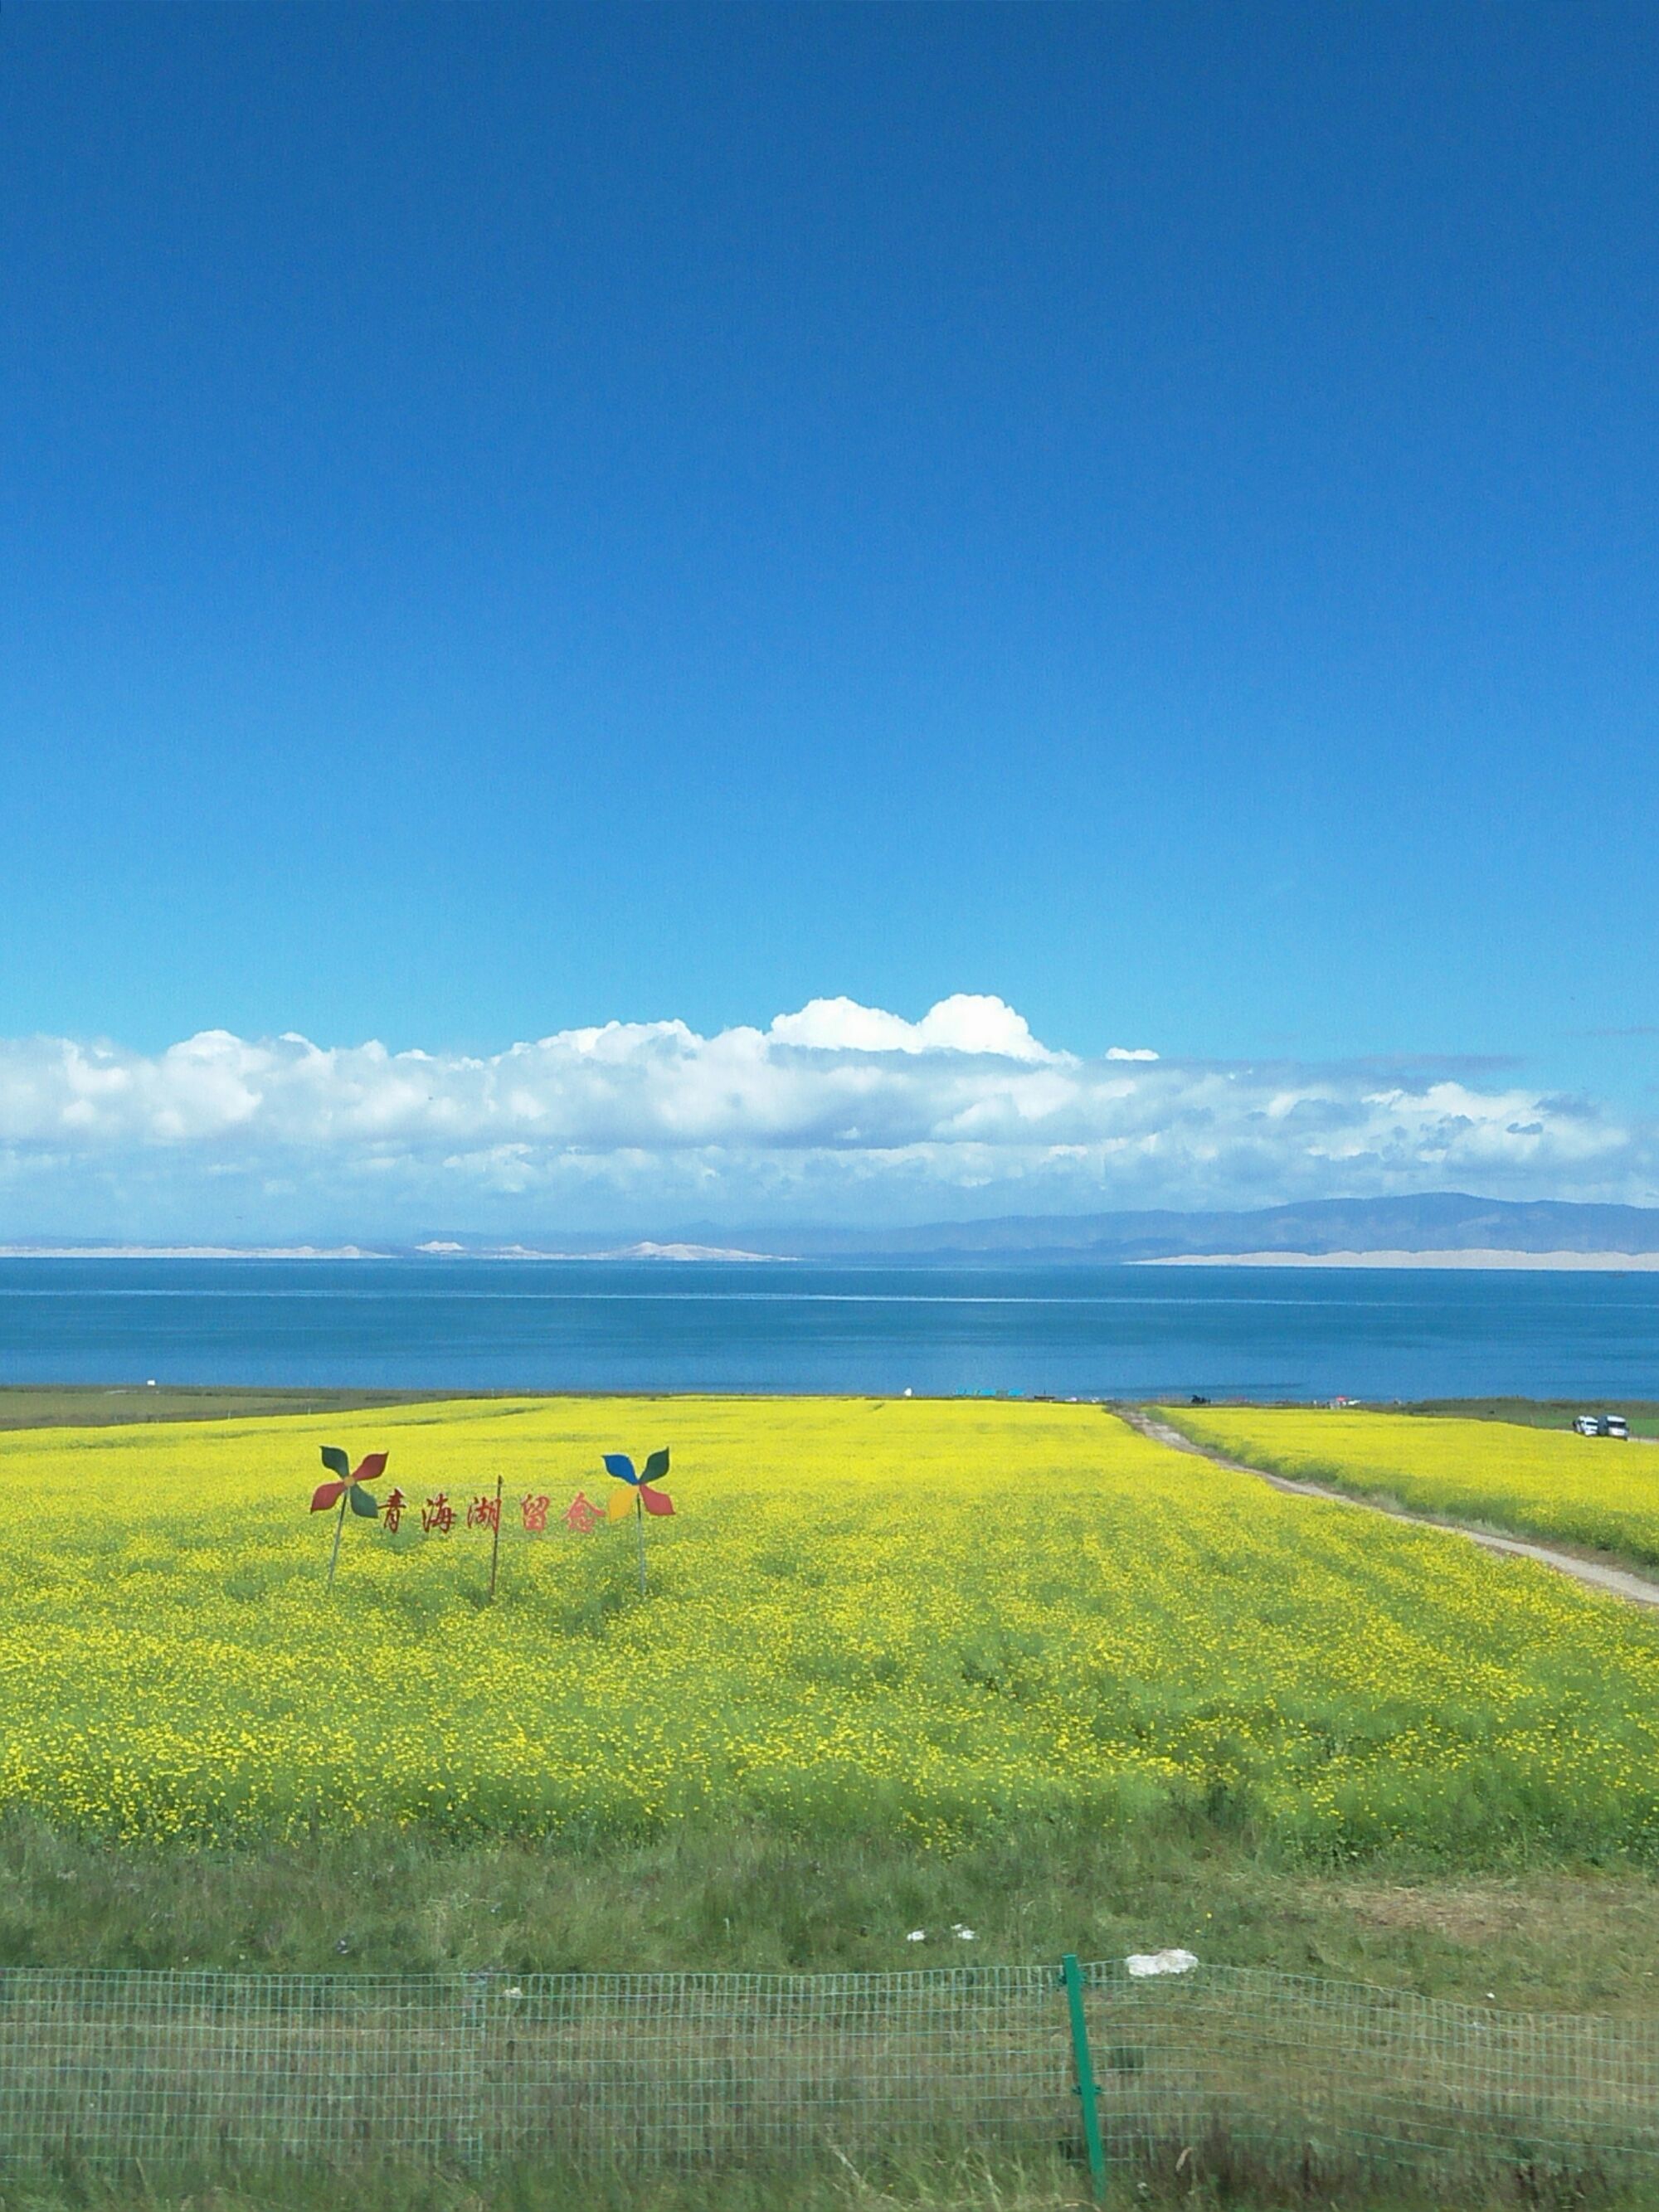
(1060, 1952, 1107, 2203)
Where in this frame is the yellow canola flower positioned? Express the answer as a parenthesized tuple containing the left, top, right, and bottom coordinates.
(1164, 1404, 1659, 1568)
(0, 1396, 1655, 1860)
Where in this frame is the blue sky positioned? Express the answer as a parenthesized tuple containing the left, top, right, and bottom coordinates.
(2, 2, 1657, 1236)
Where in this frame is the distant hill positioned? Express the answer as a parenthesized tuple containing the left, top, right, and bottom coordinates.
(61, 1194, 1637, 1265)
(734, 1194, 1659, 1262)
(44, 1195, 1650, 1266)
(431, 1192, 1659, 1265)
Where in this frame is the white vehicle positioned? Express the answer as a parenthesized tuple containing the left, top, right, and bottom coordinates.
(1574, 1413, 1629, 1437)
(1574, 1415, 1601, 1435)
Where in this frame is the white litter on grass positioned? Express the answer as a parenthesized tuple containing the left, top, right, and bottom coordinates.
(1125, 1949, 1198, 1978)
(951, 1924, 976, 1941)
(906, 1929, 926, 1942)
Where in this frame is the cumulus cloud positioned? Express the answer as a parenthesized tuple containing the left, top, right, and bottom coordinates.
(0, 996, 1652, 1239)
(768, 994, 1055, 1060)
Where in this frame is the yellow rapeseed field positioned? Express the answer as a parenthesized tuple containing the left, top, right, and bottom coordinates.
(2, 1396, 1657, 1861)
(1165, 1405, 1659, 1568)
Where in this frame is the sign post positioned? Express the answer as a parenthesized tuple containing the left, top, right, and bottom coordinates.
(487, 1472, 504, 1604)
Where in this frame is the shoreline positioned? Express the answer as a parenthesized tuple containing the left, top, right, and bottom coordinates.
(1137, 1247, 1659, 1271)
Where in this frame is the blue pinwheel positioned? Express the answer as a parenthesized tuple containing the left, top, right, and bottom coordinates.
(601, 1449, 673, 1591)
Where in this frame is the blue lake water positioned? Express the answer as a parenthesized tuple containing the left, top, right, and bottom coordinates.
(1, 1258, 1657, 1400)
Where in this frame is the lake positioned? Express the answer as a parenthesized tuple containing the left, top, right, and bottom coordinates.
(1, 1257, 1656, 1400)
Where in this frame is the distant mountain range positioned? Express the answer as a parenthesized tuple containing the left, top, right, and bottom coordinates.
(12, 1194, 1659, 1264)
(418, 1193, 1659, 1264)
(745, 1194, 1659, 1262)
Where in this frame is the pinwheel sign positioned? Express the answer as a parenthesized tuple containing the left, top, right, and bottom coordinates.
(602, 1448, 673, 1592)
(311, 1447, 390, 1586)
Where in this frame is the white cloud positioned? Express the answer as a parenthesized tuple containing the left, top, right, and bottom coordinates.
(767, 993, 1054, 1060)
(0, 995, 1652, 1237)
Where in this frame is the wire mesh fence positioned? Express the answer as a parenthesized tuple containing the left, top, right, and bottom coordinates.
(1086, 1963, 1659, 2185)
(0, 1958, 1653, 2187)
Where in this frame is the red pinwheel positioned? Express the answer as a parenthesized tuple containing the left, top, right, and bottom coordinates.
(310, 1446, 390, 1585)
(602, 1449, 673, 1592)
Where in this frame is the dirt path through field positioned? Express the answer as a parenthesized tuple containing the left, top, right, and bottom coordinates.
(1119, 1410, 1659, 1611)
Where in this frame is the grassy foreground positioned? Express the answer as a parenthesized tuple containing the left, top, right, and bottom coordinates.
(12, 2162, 1657, 2212)
(6, 1813, 1659, 2014)
(12, 2167, 1659, 2212)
